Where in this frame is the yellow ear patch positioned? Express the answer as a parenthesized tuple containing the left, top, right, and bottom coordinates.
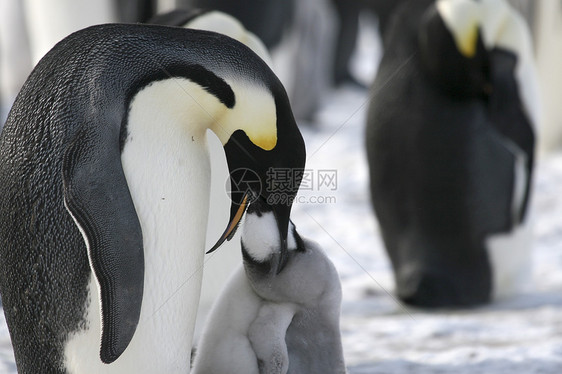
(435, 0, 541, 128)
(184, 10, 278, 150)
(210, 79, 278, 151)
(437, 0, 481, 58)
(456, 22, 479, 58)
(247, 133, 277, 151)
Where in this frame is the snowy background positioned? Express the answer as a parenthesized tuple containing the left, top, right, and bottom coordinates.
(2, 2, 562, 374)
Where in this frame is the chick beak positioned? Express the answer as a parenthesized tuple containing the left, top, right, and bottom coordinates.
(270, 200, 291, 273)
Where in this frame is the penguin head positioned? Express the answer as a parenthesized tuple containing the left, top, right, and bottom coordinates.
(206, 76, 306, 272)
(418, 0, 540, 125)
(146, 10, 302, 266)
(434, 0, 531, 59)
(418, 1, 490, 99)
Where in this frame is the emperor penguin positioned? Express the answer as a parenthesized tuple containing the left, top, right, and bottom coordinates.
(148, 9, 274, 66)
(366, 0, 540, 307)
(192, 200, 346, 374)
(0, 23, 305, 373)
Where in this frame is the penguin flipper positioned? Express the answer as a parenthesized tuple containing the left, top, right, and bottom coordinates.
(248, 304, 293, 374)
(488, 49, 536, 222)
(62, 128, 144, 364)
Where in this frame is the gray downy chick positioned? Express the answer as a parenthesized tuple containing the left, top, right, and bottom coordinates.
(192, 201, 346, 374)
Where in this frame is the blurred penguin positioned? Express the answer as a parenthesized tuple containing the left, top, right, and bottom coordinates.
(0, 0, 116, 124)
(531, 1, 562, 153)
(330, 0, 406, 88)
(366, 0, 540, 307)
(185, 0, 294, 49)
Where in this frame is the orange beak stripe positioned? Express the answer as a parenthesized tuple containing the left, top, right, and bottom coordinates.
(206, 193, 249, 254)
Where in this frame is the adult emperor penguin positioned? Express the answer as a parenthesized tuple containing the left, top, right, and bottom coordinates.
(0, 23, 305, 373)
(192, 201, 346, 374)
(366, 0, 540, 307)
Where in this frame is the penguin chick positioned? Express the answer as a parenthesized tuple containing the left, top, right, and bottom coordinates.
(192, 201, 346, 374)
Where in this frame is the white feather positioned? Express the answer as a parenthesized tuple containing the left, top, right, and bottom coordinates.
(241, 212, 281, 262)
(191, 268, 262, 374)
(487, 216, 534, 300)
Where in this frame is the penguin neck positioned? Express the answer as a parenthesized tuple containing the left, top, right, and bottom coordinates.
(123, 78, 230, 143)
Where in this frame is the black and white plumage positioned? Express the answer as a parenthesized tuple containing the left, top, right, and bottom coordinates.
(192, 201, 346, 374)
(0, 24, 304, 373)
(366, 0, 539, 307)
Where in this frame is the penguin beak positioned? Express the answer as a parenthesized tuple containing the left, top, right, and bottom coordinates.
(206, 130, 301, 274)
(207, 189, 292, 274)
(207, 193, 249, 254)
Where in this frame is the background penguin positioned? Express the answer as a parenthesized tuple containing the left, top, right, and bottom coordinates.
(192, 200, 346, 374)
(148, 9, 273, 66)
(184, 0, 294, 50)
(0, 23, 305, 373)
(366, 0, 540, 307)
(329, 0, 406, 88)
(0, 0, 116, 124)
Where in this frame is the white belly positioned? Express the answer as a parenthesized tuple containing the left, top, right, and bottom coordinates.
(195, 134, 243, 341)
(487, 218, 533, 300)
(64, 80, 213, 373)
(487, 136, 534, 300)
